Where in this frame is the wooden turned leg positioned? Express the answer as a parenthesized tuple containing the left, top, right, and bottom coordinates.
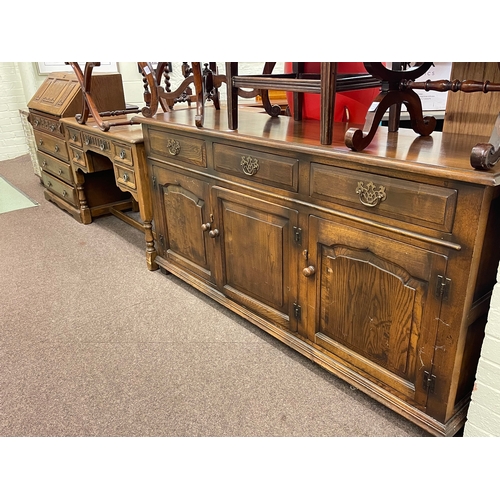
(143, 220, 159, 271)
(73, 170, 92, 224)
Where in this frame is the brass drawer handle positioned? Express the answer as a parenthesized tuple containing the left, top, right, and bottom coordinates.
(46, 180, 52, 187)
(120, 149, 126, 159)
(241, 155, 260, 176)
(34, 119, 40, 126)
(123, 173, 129, 182)
(356, 181, 387, 207)
(58, 168, 63, 175)
(39, 139, 43, 146)
(42, 160, 47, 167)
(62, 190, 67, 197)
(100, 143, 105, 151)
(85, 138, 90, 145)
(71, 134, 77, 141)
(50, 124, 55, 132)
(75, 153, 80, 160)
(54, 145, 59, 153)
(167, 139, 181, 156)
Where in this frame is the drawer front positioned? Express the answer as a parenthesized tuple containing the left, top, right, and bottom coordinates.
(34, 130, 69, 162)
(41, 171, 78, 207)
(310, 164, 457, 232)
(37, 151, 74, 184)
(68, 145, 88, 172)
(213, 143, 299, 192)
(113, 142, 134, 167)
(29, 113, 64, 138)
(81, 131, 112, 155)
(66, 127, 83, 147)
(148, 128, 206, 167)
(115, 163, 136, 191)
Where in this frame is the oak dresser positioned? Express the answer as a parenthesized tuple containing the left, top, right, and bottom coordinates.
(134, 106, 500, 436)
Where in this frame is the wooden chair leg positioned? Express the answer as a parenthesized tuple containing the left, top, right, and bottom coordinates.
(320, 62, 337, 145)
(225, 62, 238, 130)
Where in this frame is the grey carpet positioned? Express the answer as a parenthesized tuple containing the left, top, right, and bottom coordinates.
(0, 154, 430, 436)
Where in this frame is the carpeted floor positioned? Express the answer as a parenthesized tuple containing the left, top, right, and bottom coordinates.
(0, 154, 431, 437)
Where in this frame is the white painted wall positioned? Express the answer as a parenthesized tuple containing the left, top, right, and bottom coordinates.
(0, 60, 498, 435)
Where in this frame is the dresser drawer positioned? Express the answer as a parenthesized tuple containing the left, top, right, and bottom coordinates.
(310, 164, 457, 232)
(114, 163, 136, 191)
(41, 171, 78, 207)
(81, 131, 112, 155)
(34, 130, 69, 162)
(66, 127, 83, 147)
(29, 113, 64, 138)
(113, 142, 134, 167)
(148, 128, 206, 167)
(37, 151, 74, 184)
(213, 143, 299, 192)
(68, 145, 89, 172)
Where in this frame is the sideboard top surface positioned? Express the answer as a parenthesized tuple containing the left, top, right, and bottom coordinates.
(134, 107, 500, 187)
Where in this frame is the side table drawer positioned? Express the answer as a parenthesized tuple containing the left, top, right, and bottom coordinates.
(66, 127, 83, 147)
(34, 130, 69, 162)
(114, 163, 136, 191)
(213, 143, 299, 192)
(37, 151, 74, 184)
(113, 142, 134, 167)
(310, 163, 457, 232)
(68, 145, 89, 172)
(148, 128, 206, 167)
(41, 171, 78, 207)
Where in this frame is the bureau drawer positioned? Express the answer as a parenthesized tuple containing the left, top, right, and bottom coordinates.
(37, 151, 74, 184)
(310, 164, 457, 232)
(68, 145, 89, 172)
(81, 131, 112, 155)
(213, 143, 299, 192)
(29, 113, 64, 138)
(41, 171, 78, 207)
(114, 163, 136, 191)
(66, 127, 83, 147)
(148, 128, 206, 167)
(34, 130, 69, 162)
(113, 142, 134, 167)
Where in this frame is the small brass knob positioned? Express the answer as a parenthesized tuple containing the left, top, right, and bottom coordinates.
(201, 222, 211, 232)
(123, 173, 129, 182)
(302, 265, 316, 277)
(120, 150, 126, 159)
(208, 228, 219, 238)
(54, 145, 59, 152)
(39, 139, 43, 146)
(71, 134, 77, 141)
(58, 169, 63, 175)
(62, 190, 67, 197)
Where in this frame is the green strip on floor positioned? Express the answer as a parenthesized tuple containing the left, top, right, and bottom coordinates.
(0, 175, 38, 215)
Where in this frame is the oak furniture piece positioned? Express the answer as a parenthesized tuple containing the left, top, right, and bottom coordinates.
(28, 72, 134, 223)
(134, 105, 500, 436)
(59, 116, 158, 271)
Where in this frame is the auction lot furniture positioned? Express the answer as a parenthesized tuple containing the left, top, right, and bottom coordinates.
(134, 105, 500, 436)
(60, 116, 158, 271)
(28, 72, 134, 224)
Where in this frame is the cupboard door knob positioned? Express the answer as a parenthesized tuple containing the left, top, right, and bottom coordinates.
(208, 229, 219, 238)
(302, 265, 316, 277)
(201, 222, 211, 231)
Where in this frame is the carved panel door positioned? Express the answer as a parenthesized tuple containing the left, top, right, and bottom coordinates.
(305, 215, 448, 410)
(152, 165, 216, 286)
(211, 186, 300, 332)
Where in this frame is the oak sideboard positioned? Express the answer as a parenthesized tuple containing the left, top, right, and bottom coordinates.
(134, 106, 500, 436)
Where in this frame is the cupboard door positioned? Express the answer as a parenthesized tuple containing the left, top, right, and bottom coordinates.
(306, 215, 448, 409)
(212, 187, 299, 332)
(153, 166, 216, 286)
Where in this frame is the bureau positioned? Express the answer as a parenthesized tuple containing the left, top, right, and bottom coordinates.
(28, 71, 133, 224)
(134, 107, 500, 436)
